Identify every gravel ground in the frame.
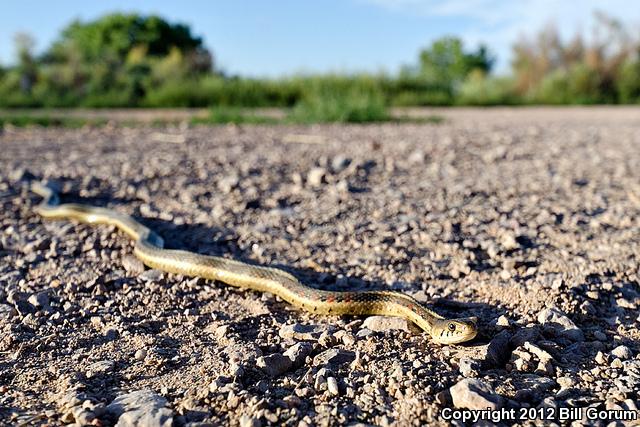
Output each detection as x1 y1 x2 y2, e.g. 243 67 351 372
1 107 640 426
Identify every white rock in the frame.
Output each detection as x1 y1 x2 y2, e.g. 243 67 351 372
106 390 173 427
450 378 504 410
538 307 584 341
611 345 632 360
361 316 410 332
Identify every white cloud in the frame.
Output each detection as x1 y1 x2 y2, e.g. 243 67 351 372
362 0 640 73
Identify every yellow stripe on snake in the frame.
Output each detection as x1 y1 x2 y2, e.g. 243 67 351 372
31 182 478 344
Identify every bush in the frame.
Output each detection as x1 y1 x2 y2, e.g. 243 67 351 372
616 59 640 103
458 71 518 105
289 76 389 123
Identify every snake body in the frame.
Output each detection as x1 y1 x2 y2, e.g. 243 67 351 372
32 183 477 344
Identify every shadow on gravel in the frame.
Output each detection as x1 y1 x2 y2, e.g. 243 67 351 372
140 216 503 349
31 181 502 344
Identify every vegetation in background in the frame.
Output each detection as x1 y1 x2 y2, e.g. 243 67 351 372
0 11 639 118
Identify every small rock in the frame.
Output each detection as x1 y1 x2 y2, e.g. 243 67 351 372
0 304 16 320
611 358 624 369
513 375 557 402
134 349 147 361
139 269 163 282
610 345 632 360
524 342 553 363
27 292 50 309
408 150 426 164
458 358 480 377
86 360 116 378
496 315 510 327
435 390 452 406
538 307 584 341
327 377 339 396
218 175 240 193
283 342 313 366
239 415 261 427
314 372 328 391
313 348 356 366
283 395 301 408
331 155 351 172
450 378 504 410
257 353 293 377
484 330 512 368
557 376 576 389
499 269 512 280
214 325 231 340
122 255 145 275
595 351 607 365
279 323 333 341
307 167 327 187
106 389 174 427
361 316 410 332
230 363 244 377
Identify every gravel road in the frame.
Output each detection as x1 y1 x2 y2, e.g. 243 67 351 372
1 107 639 426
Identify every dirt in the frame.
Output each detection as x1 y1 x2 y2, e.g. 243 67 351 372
1 107 639 426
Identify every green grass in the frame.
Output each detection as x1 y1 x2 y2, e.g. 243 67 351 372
0 115 108 128
0 108 445 128
191 107 279 125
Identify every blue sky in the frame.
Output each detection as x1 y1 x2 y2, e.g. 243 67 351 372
0 0 637 77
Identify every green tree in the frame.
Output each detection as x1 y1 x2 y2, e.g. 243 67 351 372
47 13 211 70
14 33 38 93
419 37 493 85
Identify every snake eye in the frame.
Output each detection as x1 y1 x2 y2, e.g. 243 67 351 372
448 323 456 332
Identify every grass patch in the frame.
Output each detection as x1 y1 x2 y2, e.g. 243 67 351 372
0 115 108 128
191 107 279 125
288 79 390 123
391 114 445 124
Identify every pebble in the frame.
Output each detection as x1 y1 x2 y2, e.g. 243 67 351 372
313 348 356 366
331 155 351 172
122 255 145 275
610 345 632 360
283 395 301 408
86 360 116 378
106 389 174 427
279 323 332 341
513 374 557 402
307 167 327 187
283 342 313 366
256 353 293 377
0 304 16 320
611 358 623 369
484 330 512 368
239 415 261 427
139 269 164 282
557 376 576 389
537 307 584 341
361 315 410 332
496 315 510 327
449 378 504 410
327 376 339 396
27 292 50 309
458 357 480 377
134 349 147 361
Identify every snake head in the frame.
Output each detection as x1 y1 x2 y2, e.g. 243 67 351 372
432 317 478 344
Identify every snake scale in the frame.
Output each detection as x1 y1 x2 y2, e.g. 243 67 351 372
31 182 478 344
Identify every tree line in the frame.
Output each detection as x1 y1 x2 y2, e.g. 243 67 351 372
1 12 639 110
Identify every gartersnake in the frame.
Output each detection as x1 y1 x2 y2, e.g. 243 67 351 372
31 182 478 344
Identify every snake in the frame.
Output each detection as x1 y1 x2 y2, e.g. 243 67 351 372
31 182 478 344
